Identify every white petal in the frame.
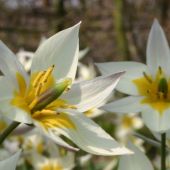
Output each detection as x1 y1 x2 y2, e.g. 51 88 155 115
31 23 80 81
34 121 79 152
62 72 124 112
0 150 21 170
0 77 13 100
101 96 147 114
146 19 170 76
0 99 33 124
118 143 154 170
142 107 170 132
0 41 28 84
96 62 148 95
41 110 132 156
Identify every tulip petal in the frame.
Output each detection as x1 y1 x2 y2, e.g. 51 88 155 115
0 41 28 85
118 143 154 170
147 19 170 76
36 110 132 155
62 72 124 112
101 96 147 114
0 99 33 124
0 150 21 170
0 77 13 100
96 62 148 95
31 23 80 81
142 107 170 132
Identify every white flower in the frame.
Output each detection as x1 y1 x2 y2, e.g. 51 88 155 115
115 113 144 149
0 23 131 155
97 19 170 133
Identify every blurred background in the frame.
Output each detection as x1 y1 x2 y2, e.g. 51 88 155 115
0 0 170 170
0 0 169 64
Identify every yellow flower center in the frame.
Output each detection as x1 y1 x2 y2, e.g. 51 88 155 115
40 161 63 170
11 66 76 129
133 67 170 114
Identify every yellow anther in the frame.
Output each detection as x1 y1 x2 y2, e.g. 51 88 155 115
29 98 38 110
35 83 43 96
40 109 57 115
41 65 55 83
33 71 45 87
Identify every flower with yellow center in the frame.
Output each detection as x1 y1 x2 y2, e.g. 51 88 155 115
0 23 132 155
97 19 170 132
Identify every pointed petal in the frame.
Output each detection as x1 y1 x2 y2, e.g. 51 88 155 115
31 23 80 81
0 150 21 170
101 96 147 114
142 107 170 132
146 19 170 76
118 143 154 170
63 110 132 155
0 41 28 84
37 110 132 155
62 72 124 112
96 62 148 95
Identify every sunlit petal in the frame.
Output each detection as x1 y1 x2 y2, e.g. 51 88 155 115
36 110 132 155
31 22 80 81
96 62 148 95
62 72 124 112
147 19 170 76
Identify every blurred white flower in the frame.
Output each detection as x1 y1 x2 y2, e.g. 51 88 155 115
30 143 75 170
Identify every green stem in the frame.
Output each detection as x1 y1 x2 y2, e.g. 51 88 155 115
161 133 166 170
0 121 20 145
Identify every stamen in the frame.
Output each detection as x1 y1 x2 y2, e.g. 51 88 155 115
33 71 45 87
35 83 43 96
41 65 55 83
40 109 56 115
29 98 38 110
143 72 152 83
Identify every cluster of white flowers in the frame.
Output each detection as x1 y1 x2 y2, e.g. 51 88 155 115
0 19 170 170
